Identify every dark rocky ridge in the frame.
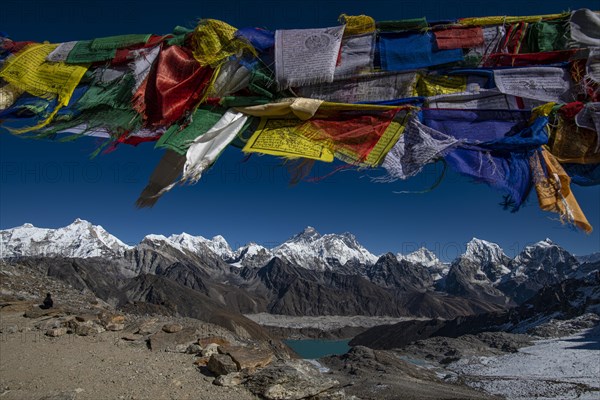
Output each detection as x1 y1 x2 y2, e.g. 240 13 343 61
4 231 597 339
351 268 600 349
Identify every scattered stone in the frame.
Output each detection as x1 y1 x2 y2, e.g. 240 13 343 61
46 328 68 337
75 314 98 323
207 354 238 376
75 324 104 336
198 336 230 347
528 313 600 338
245 359 339 400
148 327 197 352
219 345 274 372
23 307 61 319
193 357 210 366
105 323 125 331
201 343 220 358
99 312 125 327
185 344 202 354
36 318 64 331
0 301 36 313
162 323 183 333
121 334 142 341
214 372 242 387
135 320 159 335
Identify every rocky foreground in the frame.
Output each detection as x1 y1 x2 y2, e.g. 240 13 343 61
0 261 512 400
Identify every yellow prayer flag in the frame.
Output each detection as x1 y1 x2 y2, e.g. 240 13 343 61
0 43 89 133
191 19 255 67
243 117 334 162
0 44 87 107
339 14 376 35
363 118 406 167
415 74 467 97
459 13 568 27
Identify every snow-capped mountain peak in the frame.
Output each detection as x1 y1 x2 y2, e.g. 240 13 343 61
230 242 273 268
273 227 377 270
397 247 441 268
511 239 578 276
457 238 512 283
464 238 509 265
166 232 234 259
0 219 132 259
396 247 449 281
289 226 321 243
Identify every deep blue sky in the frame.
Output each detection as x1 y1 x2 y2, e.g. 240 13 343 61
1 0 599 260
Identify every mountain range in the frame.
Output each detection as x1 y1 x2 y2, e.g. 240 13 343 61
1 219 598 322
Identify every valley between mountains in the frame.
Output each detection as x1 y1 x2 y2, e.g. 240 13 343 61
1 219 598 399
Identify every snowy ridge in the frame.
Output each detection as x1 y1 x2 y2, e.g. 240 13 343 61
0 219 132 259
397 247 448 281
510 239 578 278
1 221 595 281
397 248 442 268
464 238 509 268
167 232 234 260
230 243 273 268
272 227 378 270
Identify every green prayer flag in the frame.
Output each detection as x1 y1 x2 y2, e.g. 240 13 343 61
65 40 117 64
526 19 568 52
155 107 226 155
376 18 428 31
90 34 152 50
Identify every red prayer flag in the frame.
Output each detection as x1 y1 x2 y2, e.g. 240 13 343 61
132 44 213 127
434 27 484 50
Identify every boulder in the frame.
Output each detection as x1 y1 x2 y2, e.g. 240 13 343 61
193 356 210 366
207 354 238 376
185 344 202 354
98 312 125 328
198 336 230 347
105 323 125 331
201 343 220 357
162 323 183 333
121 333 143 341
75 324 104 336
219 345 274 372
148 327 197 352
214 372 243 387
23 307 62 319
245 359 339 400
134 319 159 335
45 327 68 337
75 314 99 323
35 319 62 331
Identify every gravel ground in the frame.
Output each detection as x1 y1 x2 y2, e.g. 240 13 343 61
0 310 259 400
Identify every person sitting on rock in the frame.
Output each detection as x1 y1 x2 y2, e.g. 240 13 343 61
42 293 53 309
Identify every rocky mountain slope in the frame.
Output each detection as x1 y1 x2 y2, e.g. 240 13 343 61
350 262 600 349
1 220 597 320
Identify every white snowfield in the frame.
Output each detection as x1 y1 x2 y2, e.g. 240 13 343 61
449 325 600 400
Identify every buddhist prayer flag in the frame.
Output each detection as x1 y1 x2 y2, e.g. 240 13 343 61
379 31 464 71
275 25 345 88
1 9 599 232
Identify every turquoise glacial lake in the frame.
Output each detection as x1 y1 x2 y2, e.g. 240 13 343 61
284 339 350 359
